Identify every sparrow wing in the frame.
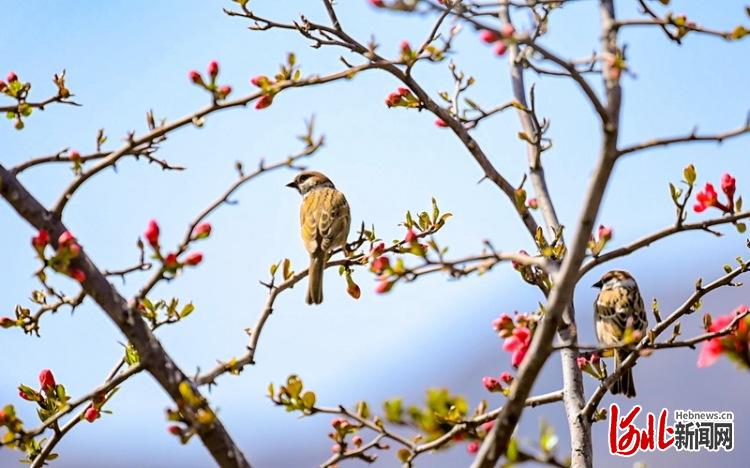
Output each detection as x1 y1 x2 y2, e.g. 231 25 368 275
595 287 647 345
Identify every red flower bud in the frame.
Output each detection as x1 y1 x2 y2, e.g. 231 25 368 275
7 71 18 83
368 0 385 7
352 435 363 447
405 229 418 243
0 80 6 92
331 444 342 454
371 255 391 273
164 253 179 268
397 87 410 96
168 425 183 435
0 317 15 328
58 231 75 247
70 150 81 162
400 40 412 54
590 353 600 365
184 252 203 266
598 225 612 242
188 70 203 85
499 371 513 383
481 421 495 432
69 268 86 283
694 182 720 213
493 41 508 56
435 119 448 127
207 60 219 78
255 94 273 110
193 222 212 239
0 410 6 424
217 85 232 98
479 30 499 44
385 92 402 107
39 369 56 390
145 219 160 247
370 242 385 257
250 75 268 87
526 198 538 209
32 229 50 249
482 376 501 392
19 389 33 400
467 441 479 454
492 314 513 331
721 173 736 200
84 405 100 423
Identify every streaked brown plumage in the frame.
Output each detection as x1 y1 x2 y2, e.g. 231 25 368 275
287 171 350 305
593 270 648 398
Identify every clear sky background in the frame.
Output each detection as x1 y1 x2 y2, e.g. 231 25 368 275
2 1 749 467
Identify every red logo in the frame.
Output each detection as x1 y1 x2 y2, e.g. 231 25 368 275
608 403 675 456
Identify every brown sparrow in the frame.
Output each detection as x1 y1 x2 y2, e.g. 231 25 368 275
593 270 648 398
287 171 351 305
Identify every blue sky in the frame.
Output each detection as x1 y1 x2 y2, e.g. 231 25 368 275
2 1 749 467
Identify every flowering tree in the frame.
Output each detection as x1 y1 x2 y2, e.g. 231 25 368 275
1 1 750 467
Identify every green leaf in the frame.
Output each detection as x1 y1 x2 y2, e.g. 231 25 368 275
736 222 747 234
683 164 696 185
301 391 316 409
179 303 195 319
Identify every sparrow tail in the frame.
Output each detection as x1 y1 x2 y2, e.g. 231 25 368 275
610 349 636 398
306 251 325 305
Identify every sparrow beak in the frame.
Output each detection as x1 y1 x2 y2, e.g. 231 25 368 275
592 280 603 289
285 180 297 189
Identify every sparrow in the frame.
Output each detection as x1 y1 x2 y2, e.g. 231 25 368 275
593 270 648 398
286 171 351 305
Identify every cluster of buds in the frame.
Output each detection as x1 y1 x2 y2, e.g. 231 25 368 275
329 417 362 453
463 421 494 453
493 312 536 368
144 220 207 275
481 371 514 394
32 229 87 282
188 60 232 101
1 71 36 130
385 87 420 108
576 352 605 379
166 381 217 445
250 75 275 109
18 369 71 423
398 39 444 64
588 225 613 256
371 242 397 295
697 305 750 368
694 173 738 214
478 24 516 56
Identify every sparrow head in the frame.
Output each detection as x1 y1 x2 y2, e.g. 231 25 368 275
286 170 335 195
592 270 636 290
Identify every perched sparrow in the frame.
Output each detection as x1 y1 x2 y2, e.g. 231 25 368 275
593 270 648 398
287 171 351 305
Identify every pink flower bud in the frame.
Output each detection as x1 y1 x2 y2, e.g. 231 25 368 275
493 41 508 56
352 435 363 447
492 314 513 331
70 150 81 162
501 24 516 39
250 75 268 87
499 372 513 383
405 229 417 243
0 80 6 92
39 369 56 390
58 231 75 247
397 87 410 96
84 405 100 423
184 252 203 266
7 71 18 83
375 279 393 294
193 222 212 239
467 441 479 454
435 119 448 127
369 0 385 7
371 255 391 273
598 225 612 242
526 198 538 209
145 219 160 247
331 443 342 453
576 355 588 370
255 94 273 110
481 421 495 432
370 242 385 257
590 353 600 365
207 60 219 78
400 40 412 54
